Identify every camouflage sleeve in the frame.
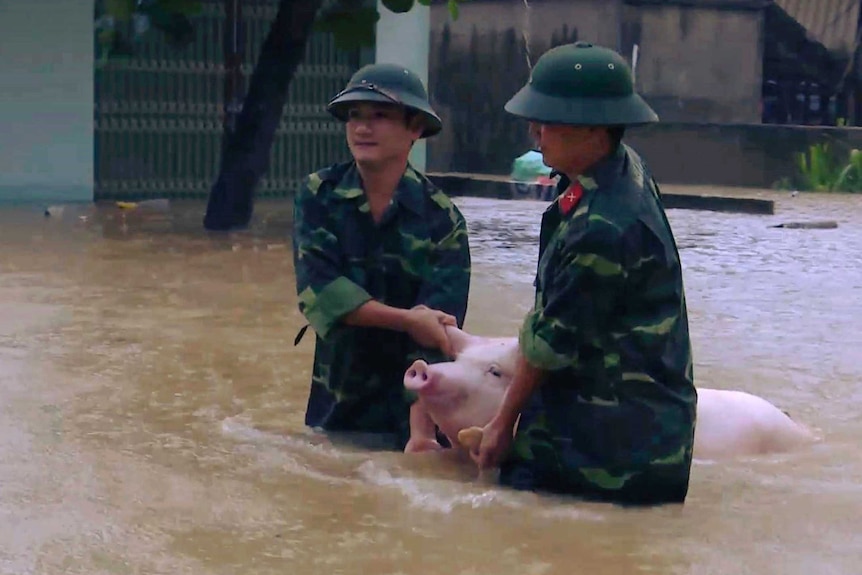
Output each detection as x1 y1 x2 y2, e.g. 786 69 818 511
292 174 372 339
519 218 627 371
415 195 471 328
407 195 471 367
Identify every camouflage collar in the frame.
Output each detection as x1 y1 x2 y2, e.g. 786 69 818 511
553 143 627 194
578 143 626 191
333 162 426 215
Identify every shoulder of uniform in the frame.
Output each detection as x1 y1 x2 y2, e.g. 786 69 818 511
407 167 460 213
577 180 630 237
304 161 352 196
621 143 654 189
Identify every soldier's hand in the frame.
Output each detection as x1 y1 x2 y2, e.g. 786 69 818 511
404 305 457 356
470 414 515 470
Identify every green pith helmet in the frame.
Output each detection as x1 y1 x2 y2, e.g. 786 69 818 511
327 63 443 138
505 41 658 126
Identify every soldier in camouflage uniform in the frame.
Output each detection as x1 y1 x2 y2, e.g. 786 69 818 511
471 42 697 505
292 63 472 451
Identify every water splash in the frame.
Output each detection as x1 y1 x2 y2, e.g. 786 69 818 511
356 459 519 513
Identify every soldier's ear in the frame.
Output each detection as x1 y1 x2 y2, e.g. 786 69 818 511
405 111 425 139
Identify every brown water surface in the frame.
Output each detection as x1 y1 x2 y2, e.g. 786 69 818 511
1 190 860 574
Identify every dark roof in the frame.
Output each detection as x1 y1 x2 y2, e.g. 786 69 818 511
623 0 770 9
773 0 859 54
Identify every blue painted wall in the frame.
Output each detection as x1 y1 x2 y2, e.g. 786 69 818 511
0 0 94 203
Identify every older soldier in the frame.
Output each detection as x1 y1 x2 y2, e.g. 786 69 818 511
292 63 471 452
471 42 697 505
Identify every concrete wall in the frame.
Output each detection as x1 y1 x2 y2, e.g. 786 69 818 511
424 0 767 175
430 0 622 53
0 0 94 203
626 123 862 189
427 0 621 175
621 5 763 123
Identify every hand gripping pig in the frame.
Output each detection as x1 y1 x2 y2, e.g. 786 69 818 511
403 326 817 461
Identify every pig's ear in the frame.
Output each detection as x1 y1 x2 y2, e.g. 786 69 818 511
445 325 475 356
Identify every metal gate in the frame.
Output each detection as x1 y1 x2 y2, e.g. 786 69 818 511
94 0 363 201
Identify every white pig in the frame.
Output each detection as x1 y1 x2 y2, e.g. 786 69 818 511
403 326 818 461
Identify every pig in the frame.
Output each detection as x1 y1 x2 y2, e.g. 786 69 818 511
403 326 818 461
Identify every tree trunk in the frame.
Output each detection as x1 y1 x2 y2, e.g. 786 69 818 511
222 0 244 135
204 0 324 231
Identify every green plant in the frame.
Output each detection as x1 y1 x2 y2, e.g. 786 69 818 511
796 142 841 192
833 148 862 192
95 0 202 67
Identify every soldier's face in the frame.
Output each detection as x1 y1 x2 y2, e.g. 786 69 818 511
345 103 423 167
529 122 605 174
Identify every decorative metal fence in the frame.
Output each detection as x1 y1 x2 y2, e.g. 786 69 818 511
94 0 362 201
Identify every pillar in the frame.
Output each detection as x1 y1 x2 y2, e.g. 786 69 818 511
374 0 431 171
0 0 94 203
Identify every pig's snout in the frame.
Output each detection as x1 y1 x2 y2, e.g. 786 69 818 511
404 359 433 392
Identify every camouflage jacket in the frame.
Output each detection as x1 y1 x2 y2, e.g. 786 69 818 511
292 161 471 449
505 144 697 504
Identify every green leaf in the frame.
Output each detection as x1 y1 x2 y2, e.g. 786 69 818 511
447 0 460 20
416 0 432 5
382 0 415 13
104 0 136 21
141 3 196 48
314 6 380 51
97 28 115 46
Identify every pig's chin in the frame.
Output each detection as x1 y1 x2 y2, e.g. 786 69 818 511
434 407 496 447
417 386 467 407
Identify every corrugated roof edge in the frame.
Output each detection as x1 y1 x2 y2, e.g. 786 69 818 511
624 0 771 10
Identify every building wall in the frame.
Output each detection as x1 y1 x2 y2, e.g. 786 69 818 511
0 0 94 203
621 4 763 123
627 122 862 189
427 0 622 175
430 0 622 52
424 0 765 174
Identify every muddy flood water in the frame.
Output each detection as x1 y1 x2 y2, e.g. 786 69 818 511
1 188 860 574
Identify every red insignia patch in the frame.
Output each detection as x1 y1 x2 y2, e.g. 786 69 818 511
559 181 584 215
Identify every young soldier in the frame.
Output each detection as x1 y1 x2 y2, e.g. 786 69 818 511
292 63 472 451
471 43 697 505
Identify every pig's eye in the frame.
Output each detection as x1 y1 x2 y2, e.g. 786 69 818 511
487 365 502 378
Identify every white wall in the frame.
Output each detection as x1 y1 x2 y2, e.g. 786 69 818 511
0 0 94 202
375 0 430 172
